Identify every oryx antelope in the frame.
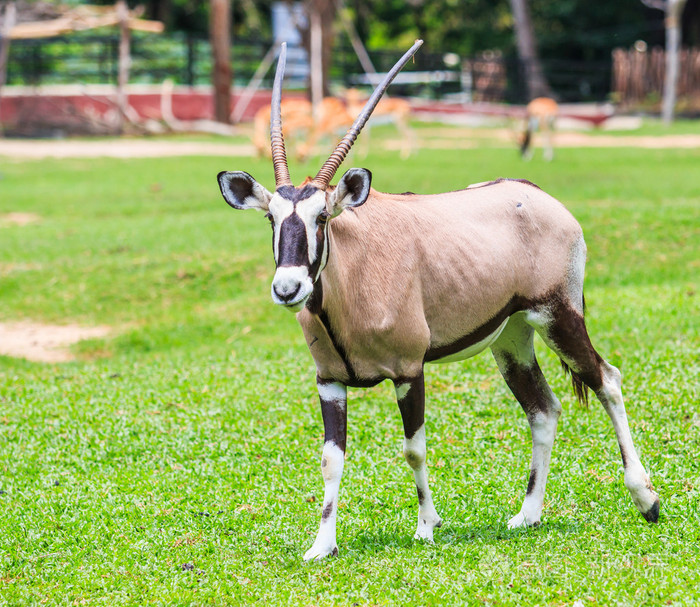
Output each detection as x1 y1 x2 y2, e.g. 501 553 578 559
217 41 660 561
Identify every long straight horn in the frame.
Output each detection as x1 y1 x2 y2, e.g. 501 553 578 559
311 39 423 189
271 42 292 188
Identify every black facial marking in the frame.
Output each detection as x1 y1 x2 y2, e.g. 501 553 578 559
526 469 537 495
277 213 309 268
276 184 320 203
308 221 328 280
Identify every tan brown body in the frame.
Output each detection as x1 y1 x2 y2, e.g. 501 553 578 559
298 178 581 384
521 97 558 161
345 90 413 159
252 98 314 157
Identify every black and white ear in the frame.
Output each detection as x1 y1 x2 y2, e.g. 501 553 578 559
217 171 272 211
328 168 372 217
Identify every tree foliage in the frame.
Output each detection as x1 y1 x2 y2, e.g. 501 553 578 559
112 0 698 60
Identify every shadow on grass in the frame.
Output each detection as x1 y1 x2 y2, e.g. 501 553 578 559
344 516 583 557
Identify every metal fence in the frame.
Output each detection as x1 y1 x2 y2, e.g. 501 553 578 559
6 33 614 104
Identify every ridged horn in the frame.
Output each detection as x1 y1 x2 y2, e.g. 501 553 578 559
271 42 292 188
311 39 423 189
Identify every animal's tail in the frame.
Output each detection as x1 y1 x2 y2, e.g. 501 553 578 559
560 360 589 406
560 292 589 406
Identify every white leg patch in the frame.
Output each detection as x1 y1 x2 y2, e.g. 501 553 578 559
317 381 347 405
597 362 659 519
508 409 560 529
403 424 442 541
304 441 344 561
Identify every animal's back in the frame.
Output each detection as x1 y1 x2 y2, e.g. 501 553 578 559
329 178 584 350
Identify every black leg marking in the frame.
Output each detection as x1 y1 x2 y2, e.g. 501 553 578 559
317 377 347 451
491 315 561 528
394 373 443 539
321 500 334 522
526 469 537 495
498 353 552 416
544 302 604 393
396 373 425 439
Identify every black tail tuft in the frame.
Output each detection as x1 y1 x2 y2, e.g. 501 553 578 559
560 360 589 406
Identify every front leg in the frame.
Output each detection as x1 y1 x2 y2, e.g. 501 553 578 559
303 378 347 561
394 372 442 542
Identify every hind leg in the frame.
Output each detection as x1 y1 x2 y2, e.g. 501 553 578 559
491 313 562 528
526 301 660 522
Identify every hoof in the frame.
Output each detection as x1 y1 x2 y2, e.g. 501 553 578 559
303 543 338 561
414 514 442 542
641 498 660 523
507 511 540 530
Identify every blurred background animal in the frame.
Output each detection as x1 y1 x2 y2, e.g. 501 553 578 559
520 97 558 161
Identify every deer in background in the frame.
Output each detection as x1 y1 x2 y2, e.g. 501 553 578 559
218 42 659 561
252 98 314 158
520 97 558 161
253 90 414 161
343 88 414 159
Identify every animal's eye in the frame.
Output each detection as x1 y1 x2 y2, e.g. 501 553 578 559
265 212 274 224
317 212 330 225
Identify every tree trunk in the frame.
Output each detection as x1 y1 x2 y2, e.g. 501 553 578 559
662 0 687 124
209 0 231 124
508 0 552 100
116 0 130 134
301 0 336 98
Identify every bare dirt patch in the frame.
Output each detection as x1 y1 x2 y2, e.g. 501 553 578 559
0 212 41 227
0 322 110 362
0 139 254 159
0 130 699 161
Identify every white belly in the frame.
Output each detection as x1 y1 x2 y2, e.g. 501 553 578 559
427 318 509 364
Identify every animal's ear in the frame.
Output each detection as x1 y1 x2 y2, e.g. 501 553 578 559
217 171 272 211
328 168 372 217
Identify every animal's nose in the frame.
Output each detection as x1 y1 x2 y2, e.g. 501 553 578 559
273 281 301 303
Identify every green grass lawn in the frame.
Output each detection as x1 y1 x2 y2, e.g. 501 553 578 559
0 137 698 606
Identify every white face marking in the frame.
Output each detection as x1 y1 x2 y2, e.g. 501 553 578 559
294 191 328 264
268 195 294 262
317 381 347 405
270 265 313 311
